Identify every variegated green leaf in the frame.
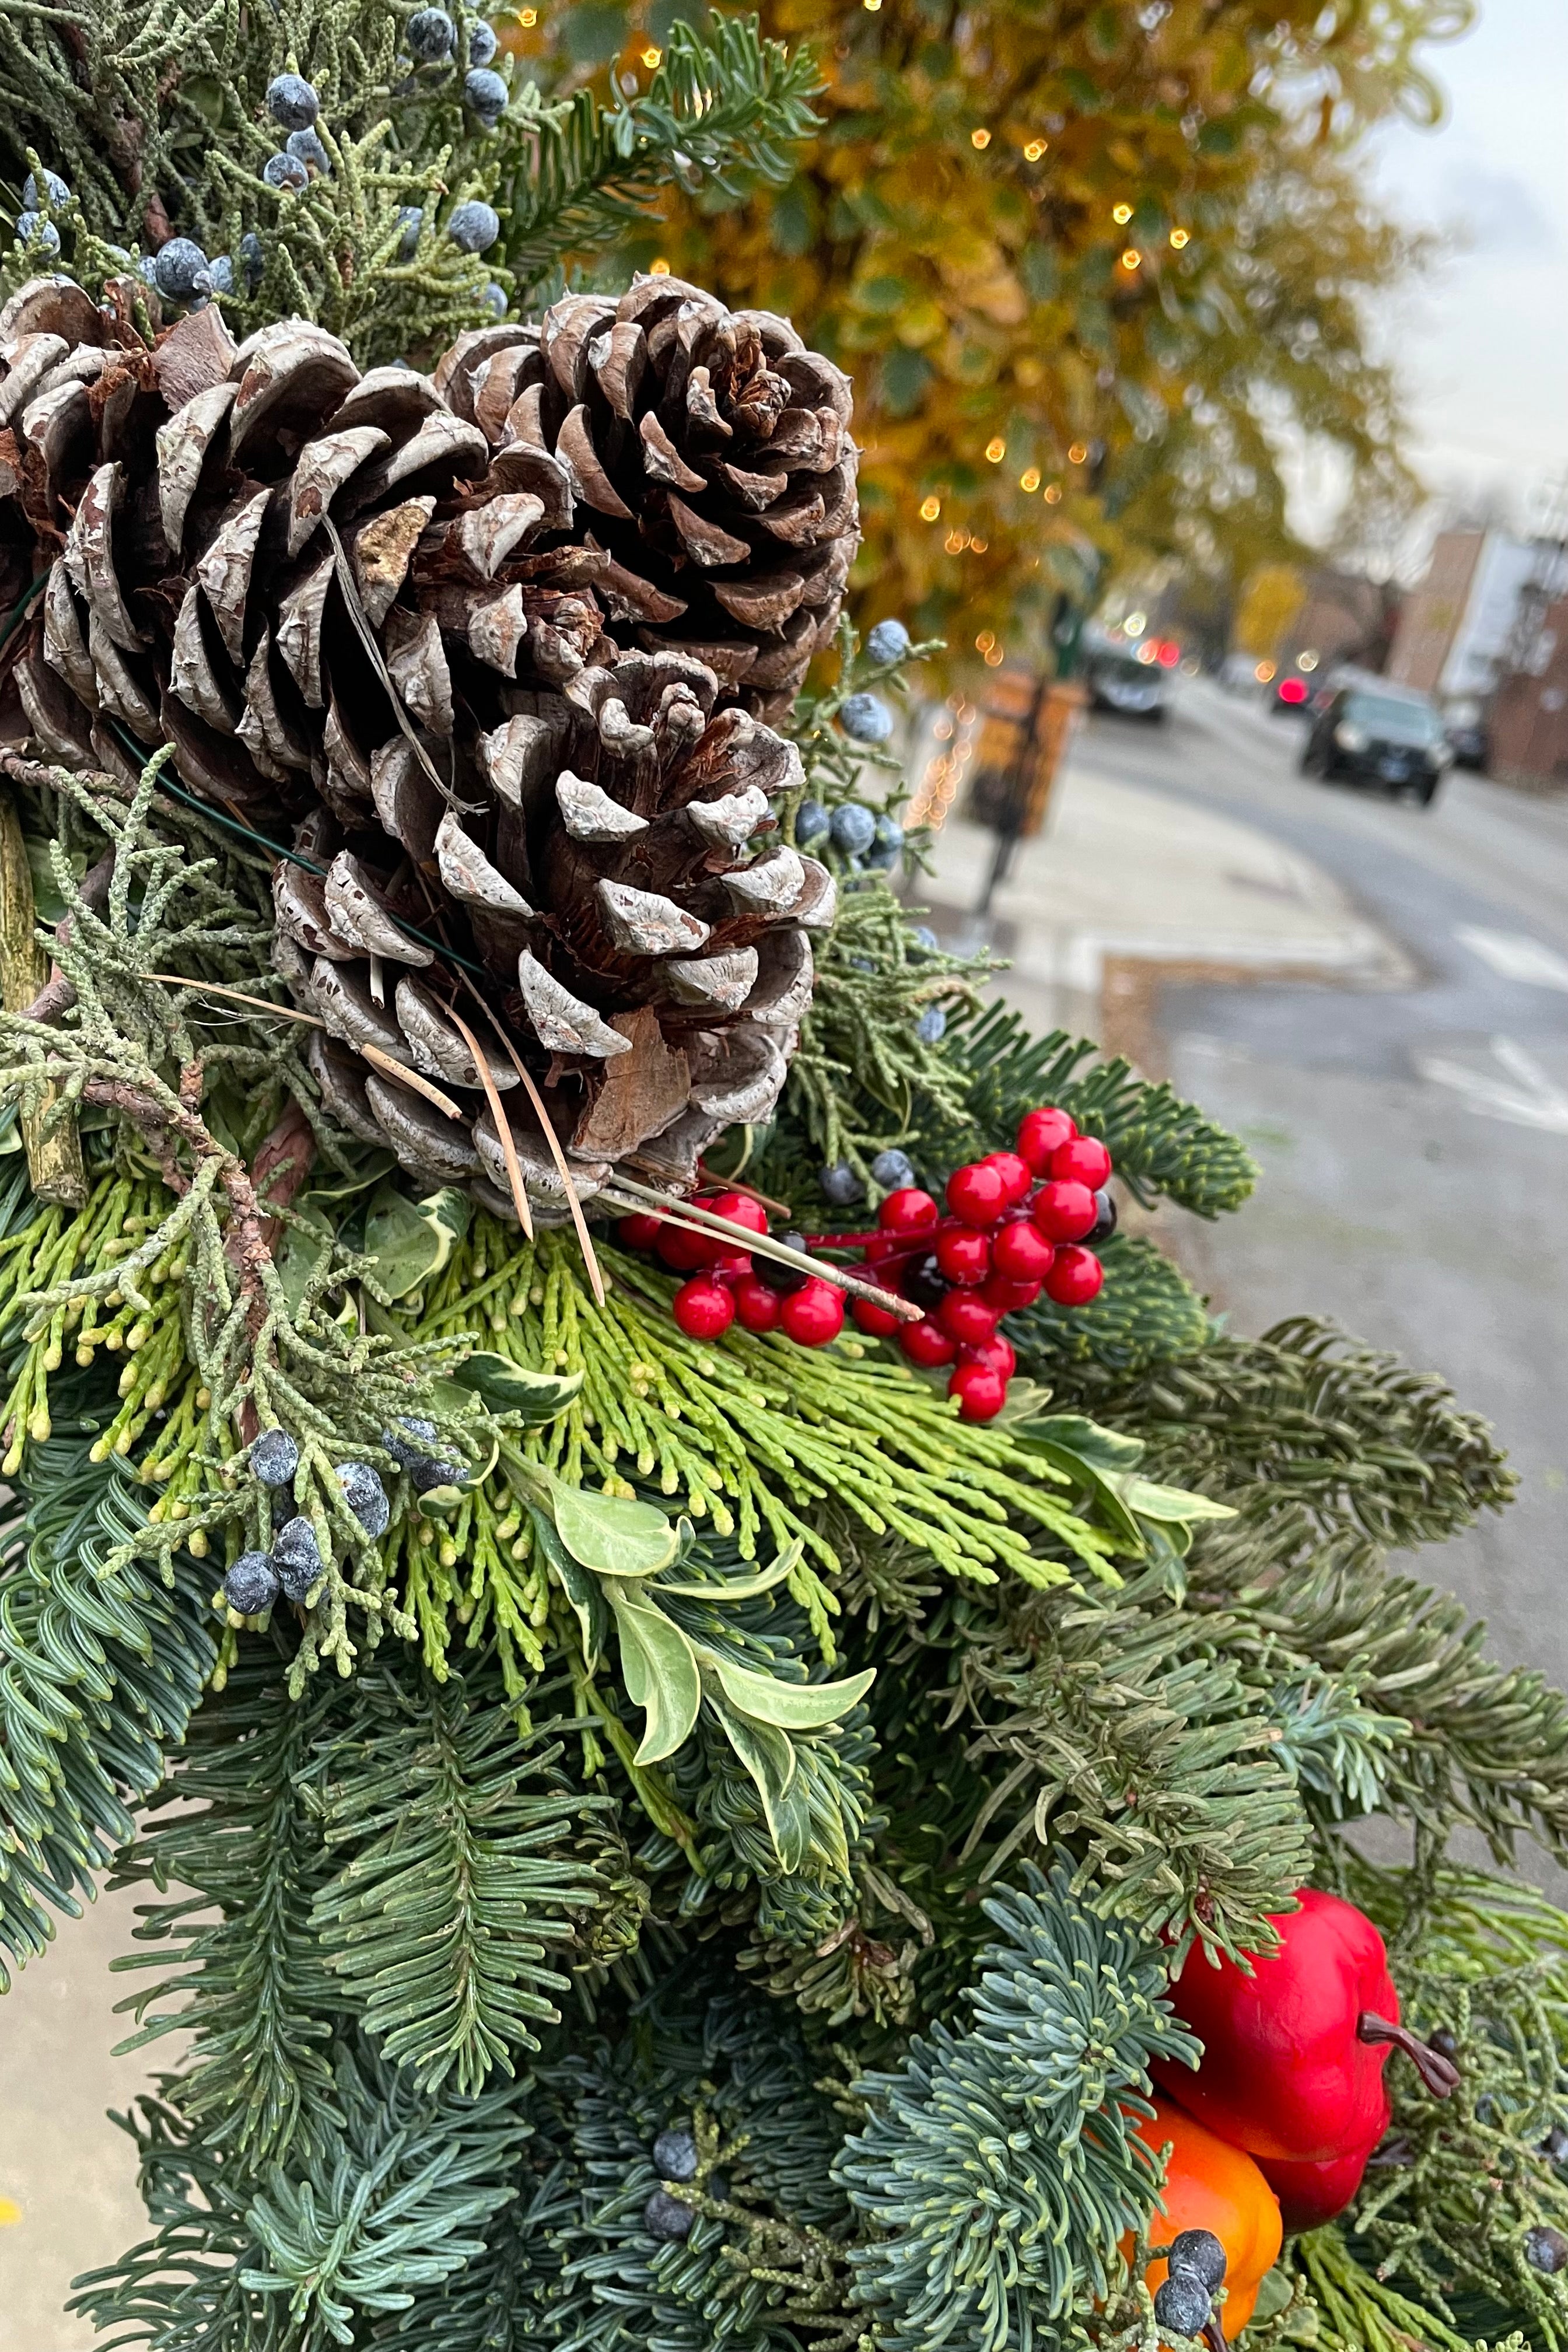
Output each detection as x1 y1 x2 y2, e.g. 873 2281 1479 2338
705 1652 874 1730
607 1587 702 1765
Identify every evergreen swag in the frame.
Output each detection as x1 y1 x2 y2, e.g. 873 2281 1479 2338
0 9 1562 2352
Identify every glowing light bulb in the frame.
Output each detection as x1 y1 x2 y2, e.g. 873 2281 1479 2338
1024 139 1047 160
971 536 988 552
975 631 996 653
1112 202 1133 225
641 43 661 65
1121 247 1142 271
1020 467 1041 492
921 495 942 522
650 257 670 276
985 437 1006 463
971 128 991 149
1170 227 1189 248
1044 483 1062 503
518 5 537 20
1068 443 1088 465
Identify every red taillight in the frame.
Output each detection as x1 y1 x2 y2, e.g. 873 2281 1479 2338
1155 640 1180 668
1278 677 1308 705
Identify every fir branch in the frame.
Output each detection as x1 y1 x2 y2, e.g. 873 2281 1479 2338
834 1867 1197 2349
502 19 821 293
105 1647 348 2169
0 1431 213 1985
310 1664 611 2095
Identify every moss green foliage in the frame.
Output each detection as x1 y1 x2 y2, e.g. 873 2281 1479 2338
0 5 818 363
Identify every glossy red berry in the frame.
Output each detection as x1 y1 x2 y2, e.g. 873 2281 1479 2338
705 1188 769 1237
900 1316 958 1368
979 1272 1042 1315
733 1276 782 1333
1043 1246 1104 1306
949 1362 1008 1421
960 1334 1016 1378
1051 1136 1113 1190
946 1161 1009 1228
982 1150 1034 1206
780 1279 846 1346
1031 1180 1098 1242
617 1212 664 1251
877 1186 940 1237
1016 1105 1077 1172
852 1295 904 1338
935 1225 992 1286
672 1278 736 1339
708 1248 753 1280
992 1219 1054 1282
936 1288 1000 1347
657 1221 712 1272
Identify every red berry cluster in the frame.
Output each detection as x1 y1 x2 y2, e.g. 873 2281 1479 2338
615 1191 848 1348
843 1106 1114 1422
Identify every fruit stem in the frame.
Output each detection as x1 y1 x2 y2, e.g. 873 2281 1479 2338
1201 2319 1228 2352
1356 2011 1461 2098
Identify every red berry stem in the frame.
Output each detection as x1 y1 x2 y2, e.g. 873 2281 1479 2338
1202 2316 1229 2352
1355 2011 1461 2099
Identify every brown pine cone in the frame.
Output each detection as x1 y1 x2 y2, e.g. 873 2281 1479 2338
0 274 844 1216
436 275 860 717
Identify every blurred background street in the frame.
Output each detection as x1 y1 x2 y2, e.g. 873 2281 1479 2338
921 677 1568 1706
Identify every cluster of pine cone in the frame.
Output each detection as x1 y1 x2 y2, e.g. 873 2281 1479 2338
0 266 861 1216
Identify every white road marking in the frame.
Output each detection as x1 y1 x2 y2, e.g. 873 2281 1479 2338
1415 1034 1568 1133
1457 926 1568 992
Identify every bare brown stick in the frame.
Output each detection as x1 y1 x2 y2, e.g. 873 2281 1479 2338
444 1000 534 1244
0 785 85 1203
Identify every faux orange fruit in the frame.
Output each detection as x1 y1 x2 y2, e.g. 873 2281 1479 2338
1132 2096 1283 2342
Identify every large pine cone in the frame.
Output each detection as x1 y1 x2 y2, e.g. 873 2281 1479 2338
0 273 849 1217
436 275 860 715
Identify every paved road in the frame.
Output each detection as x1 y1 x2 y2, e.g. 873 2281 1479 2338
1074 679 1568 1791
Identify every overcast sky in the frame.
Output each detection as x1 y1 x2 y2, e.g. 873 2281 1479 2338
1360 0 1568 540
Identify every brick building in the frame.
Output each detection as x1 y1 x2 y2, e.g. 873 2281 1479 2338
1489 593 1568 790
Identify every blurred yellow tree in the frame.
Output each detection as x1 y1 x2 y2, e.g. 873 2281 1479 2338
516 0 1464 659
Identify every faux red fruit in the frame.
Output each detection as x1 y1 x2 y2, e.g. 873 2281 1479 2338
992 1219 1054 1282
936 1289 1000 1348
852 1295 903 1338
949 1362 1007 1421
780 1280 845 1346
878 1186 940 1237
1016 1106 1076 1171
1257 2142 1376 2235
935 1226 992 1285
733 1277 782 1334
947 1160 1009 1227
1153 1887 1460 2165
1042 1247 1104 1307
672 1278 735 1339
981 1150 1034 1205
900 1317 957 1367
1051 1135 1113 1189
1031 1180 1098 1242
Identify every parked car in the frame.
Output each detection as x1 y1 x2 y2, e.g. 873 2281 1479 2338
1083 634 1171 720
1443 698 1490 772
1298 673 1451 804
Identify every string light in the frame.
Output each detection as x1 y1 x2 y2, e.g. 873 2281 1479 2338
1020 467 1041 492
1170 227 1189 248
1044 483 1062 503
971 536 988 552
518 5 537 20
1024 138 1048 160
1112 202 1133 225
1068 443 1088 465
975 631 996 653
945 528 966 553
921 494 942 521
863 0 881 10
985 437 1006 463
640 43 661 65
650 257 671 276
971 127 991 148
1121 248 1142 271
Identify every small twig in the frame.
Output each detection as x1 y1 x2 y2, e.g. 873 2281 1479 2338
602 1178 922 1321
0 785 85 1203
444 999 534 1243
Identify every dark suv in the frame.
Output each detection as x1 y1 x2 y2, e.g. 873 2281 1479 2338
1298 674 1451 806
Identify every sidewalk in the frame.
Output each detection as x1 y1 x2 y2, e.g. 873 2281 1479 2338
918 751 1401 1046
